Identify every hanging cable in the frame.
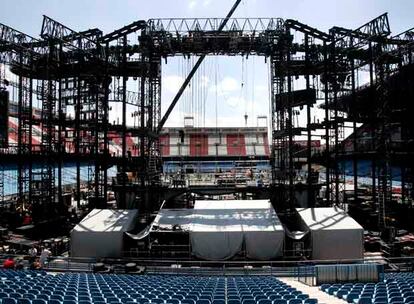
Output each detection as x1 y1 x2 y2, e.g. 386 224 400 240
191 56 194 121
198 57 201 127
251 56 255 127
215 58 218 129
202 59 205 127
241 56 247 126
202 58 207 127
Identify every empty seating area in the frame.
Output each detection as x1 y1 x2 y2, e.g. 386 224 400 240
320 272 414 304
0 270 317 304
226 277 316 304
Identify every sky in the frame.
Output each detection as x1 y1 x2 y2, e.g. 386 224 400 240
1 0 414 128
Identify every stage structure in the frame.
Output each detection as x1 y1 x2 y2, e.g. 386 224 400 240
131 200 284 260
0 4 413 227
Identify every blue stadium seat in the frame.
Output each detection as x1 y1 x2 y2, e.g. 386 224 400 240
335 289 350 298
254 295 266 302
304 299 318 304
388 292 401 298
288 300 302 304
319 284 331 292
36 295 49 301
273 300 288 304
0 292 9 299
50 295 63 301
389 297 404 303
269 294 283 301
296 294 309 300
355 297 372 304
173 295 184 301
373 299 387 304
327 286 340 295
22 294 36 300
345 292 361 303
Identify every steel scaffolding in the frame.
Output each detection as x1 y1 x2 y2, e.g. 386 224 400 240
0 12 412 226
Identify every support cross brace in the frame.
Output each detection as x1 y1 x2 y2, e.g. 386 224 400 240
99 21 146 43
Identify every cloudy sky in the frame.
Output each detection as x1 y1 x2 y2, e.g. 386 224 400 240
2 0 414 128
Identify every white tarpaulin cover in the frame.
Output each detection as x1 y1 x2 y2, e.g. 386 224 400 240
297 207 364 260
152 209 194 232
71 209 137 258
151 200 284 260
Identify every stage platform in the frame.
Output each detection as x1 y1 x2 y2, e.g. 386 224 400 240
69 203 364 262
151 200 284 260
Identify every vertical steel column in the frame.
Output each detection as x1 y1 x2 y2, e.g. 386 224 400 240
369 42 377 205
286 30 294 209
46 42 56 208
350 38 358 206
17 51 24 199
328 38 341 206
332 43 340 206
122 35 127 161
120 35 128 206
103 43 110 201
323 41 330 202
76 77 81 208
94 80 100 201
270 55 277 186
304 33 313 206
57 43 63 206
28 73 33 204
376 41 392 230
140 54 146 188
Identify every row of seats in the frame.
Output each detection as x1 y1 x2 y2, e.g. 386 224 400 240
384 272 414 281
320 272 414 304
0 271 317 304
0 270 46 279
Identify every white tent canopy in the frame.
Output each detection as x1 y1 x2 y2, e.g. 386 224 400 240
71 209 138 258
297 207 364 260
151 200 284 260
